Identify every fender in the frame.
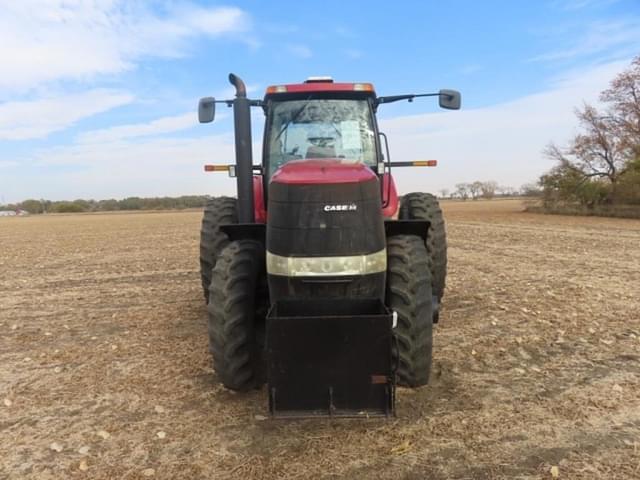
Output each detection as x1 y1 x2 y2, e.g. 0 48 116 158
384 219 430 241
253 175 267 223
220 223 266 243
381 173 399 218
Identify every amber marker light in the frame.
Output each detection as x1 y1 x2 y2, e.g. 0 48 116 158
204 165 230 172
412 160 438 167
353 83 374 91
266 85 287 94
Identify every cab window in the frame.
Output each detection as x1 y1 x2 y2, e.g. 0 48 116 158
265 99 377 176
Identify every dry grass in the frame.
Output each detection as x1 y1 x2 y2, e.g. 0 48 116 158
1 199 640 479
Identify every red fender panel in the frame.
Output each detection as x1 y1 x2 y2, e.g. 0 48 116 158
382 173 398 218
253 175 267 223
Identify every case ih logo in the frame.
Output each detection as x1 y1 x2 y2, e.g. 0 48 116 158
323 204 358 212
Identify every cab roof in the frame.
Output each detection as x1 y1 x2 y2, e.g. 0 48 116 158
264 77 376 100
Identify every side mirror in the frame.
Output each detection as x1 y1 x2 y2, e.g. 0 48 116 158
439 89 461 110
198 97 216 123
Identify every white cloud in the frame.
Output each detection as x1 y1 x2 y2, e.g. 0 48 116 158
378 59 632 193
0 160 19 169
0 136 223 200
36 134 233 168
2 59 632 201
4 133 239 200
529 19 640 63
76 112 197 144
286 44 312 59
0 89 133 140
1 111 267 200
0 1 250 92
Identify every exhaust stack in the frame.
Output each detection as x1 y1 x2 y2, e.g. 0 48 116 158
229 73 255 224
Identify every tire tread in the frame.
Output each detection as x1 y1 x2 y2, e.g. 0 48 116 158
386 235 434 387
200 197 237 300
400 192 447 300
207 239 264 391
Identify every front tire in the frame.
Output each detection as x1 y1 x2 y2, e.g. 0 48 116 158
386 235 434 387
207 240 265 391
200 197 237 301
400 192 447 301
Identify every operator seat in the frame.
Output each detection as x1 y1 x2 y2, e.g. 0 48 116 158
306 145 336 158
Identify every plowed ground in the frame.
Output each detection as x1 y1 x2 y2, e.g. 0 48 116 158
1 199 639 479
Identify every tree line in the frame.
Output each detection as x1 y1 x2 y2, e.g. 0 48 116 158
439 182 539 200
537 56 640 215
1 196 212 214
5 183 538 214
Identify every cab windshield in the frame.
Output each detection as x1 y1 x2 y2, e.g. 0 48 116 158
265 99 377 176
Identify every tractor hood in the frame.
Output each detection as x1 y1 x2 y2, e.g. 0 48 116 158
270 159 377 185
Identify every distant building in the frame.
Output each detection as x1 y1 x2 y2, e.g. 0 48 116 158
0 210 27 217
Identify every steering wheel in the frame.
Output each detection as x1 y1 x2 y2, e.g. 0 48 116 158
307 136 335 147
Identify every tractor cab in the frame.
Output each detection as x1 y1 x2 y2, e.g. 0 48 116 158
262 78 380 179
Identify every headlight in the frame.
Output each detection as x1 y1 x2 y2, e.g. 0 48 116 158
266 249 386 277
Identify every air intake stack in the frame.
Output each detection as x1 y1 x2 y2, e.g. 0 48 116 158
228 73 255 224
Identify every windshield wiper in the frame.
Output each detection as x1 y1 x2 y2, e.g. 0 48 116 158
274 97 313 141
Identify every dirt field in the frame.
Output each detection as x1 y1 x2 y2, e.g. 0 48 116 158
1 199 639 479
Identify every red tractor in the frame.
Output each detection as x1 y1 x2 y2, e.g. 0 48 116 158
198 74 460 417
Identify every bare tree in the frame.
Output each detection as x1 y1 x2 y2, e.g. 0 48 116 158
469 181 483 200
520 183 541 197
439 188 449 199
574 105 626 184
545 106 625 189
601 56 640 159
455 183 469 200
480 181 498 199
496 185 517 197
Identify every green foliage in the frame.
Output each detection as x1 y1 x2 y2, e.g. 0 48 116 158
9 195 213 214
119 197 143 210
19 199 45 214
50 201 86 213
616 157 640 205
539 162 608 207
98 199 120 211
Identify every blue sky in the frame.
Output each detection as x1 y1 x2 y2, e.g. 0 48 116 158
1 0 639 202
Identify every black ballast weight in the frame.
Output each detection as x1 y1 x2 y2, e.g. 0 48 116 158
266 299 395 418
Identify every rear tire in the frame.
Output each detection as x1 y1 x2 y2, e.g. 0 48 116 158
400 192 447 301
207 240 265 391
200 197 237 301
386 235 434 387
